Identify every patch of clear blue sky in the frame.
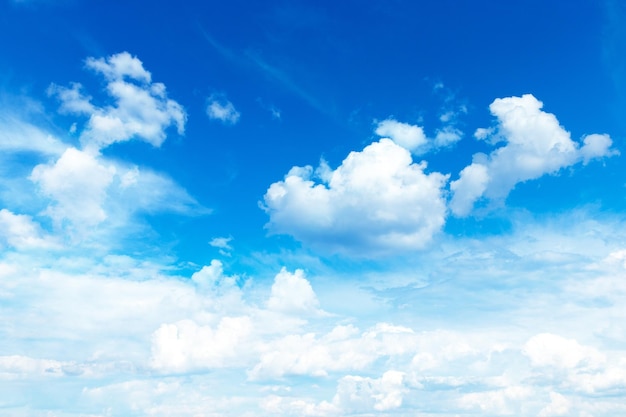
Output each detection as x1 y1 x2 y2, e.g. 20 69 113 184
0 0 622 268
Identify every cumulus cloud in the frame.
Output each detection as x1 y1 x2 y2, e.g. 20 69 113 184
262 139 449 256
375 118 462 154
49 52 186 151
150 317 253 373
249 323 418 380
522 333 605 370
459 386 534 415
29 147 199 236
206 96 240 124
334 370 408 412
30 147 116 228
538 392 571 417
0 209 57 249
267 268 320 315
450 94 617 216
374 119 427 153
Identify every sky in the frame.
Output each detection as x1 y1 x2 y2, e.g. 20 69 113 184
1 0 626 416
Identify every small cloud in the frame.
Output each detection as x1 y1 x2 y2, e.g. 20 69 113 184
375 119 428 153
256 98 281 120
269 106 281 119
209 236 233 256
206 96 240 125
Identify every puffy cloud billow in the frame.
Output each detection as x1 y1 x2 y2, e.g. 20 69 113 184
262 138 449 256
48 52 186 151
450 94 617 216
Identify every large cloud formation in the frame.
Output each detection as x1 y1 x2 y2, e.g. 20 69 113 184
450 94 616 216
262 138 449 256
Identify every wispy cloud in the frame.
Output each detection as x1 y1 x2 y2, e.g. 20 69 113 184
197 24 331 117
206 96 240 124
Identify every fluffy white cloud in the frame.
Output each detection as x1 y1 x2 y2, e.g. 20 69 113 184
150 317 253 373
49 52 186 151
207 97 240 124
450 94 617 216
375 118 462 154
262 139 449 256
29 147 198 237
30 147 116 228
249 323 418 380
538 392 571 417
267 268 320 315
0 209 57 249
522 333 605 370
85 52 152 83
459 386 534 415
375 119 427 153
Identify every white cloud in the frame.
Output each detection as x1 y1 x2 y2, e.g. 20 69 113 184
207 97 241 124
0 209 57 250
0 355 64 377
209 236 234 255
85 51 152 83
334 370 408 412
522 333 605 370
434 125 463 147
262 139 449 256
375 118 462 154
49 52 186 151
538 392 571 417
450 94 617 216
458 386 534 415
46 82 95 115
150 317 253 373
0 113 66 156
267 268 320 315
209 236 233 250
375 119 428 153
30 147 116 229
249 323 418 380
29 147 199 239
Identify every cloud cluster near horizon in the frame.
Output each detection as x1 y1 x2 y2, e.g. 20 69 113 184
4 226 626 416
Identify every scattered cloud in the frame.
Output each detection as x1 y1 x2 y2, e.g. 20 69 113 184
206 96 241 124
0 209 58 250
375 117 462 154
48 52 187 151
450 94 617 216
209 236 234 255
262 139 449 256
374 119 428 153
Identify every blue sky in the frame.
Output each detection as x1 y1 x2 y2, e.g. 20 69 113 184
2 0 626 416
